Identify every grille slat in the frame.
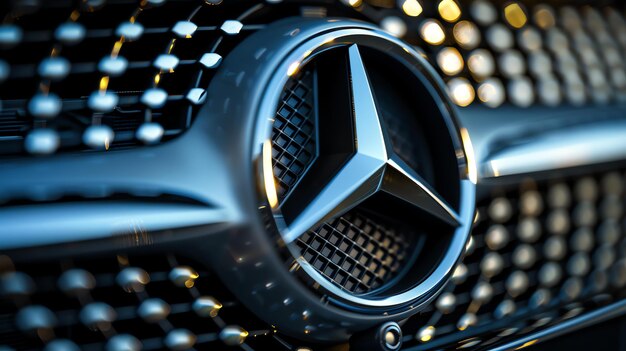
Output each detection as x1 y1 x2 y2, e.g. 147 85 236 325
402 169 626 350
0 254 295 351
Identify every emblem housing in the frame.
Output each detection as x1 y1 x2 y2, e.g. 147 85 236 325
203 18 476 341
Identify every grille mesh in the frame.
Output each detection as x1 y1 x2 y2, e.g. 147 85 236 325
0 0 275 156
0 254 297 351
400 168 626 350
271 68 317 201
297 211 412 293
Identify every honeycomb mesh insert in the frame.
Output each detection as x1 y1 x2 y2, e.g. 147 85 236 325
271 68 317 201
296 211 412 293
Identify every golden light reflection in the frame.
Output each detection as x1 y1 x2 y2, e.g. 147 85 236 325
402 0 423 17
448 78 475 107
490 160 501 177
348 0 363 7
437 47 464 76
183 271 199 288
460 128 477 184
478 83 496 102
420 19 446 45
419 326 436 342
99 76 110 92
504 3 527 29
453 21 480 49
438 0 461 23
112 40 124 57
478 79 505 108
515 339 539 349
534 6 555 29
467 49 494 77
287 61 301 76
263 140 279 208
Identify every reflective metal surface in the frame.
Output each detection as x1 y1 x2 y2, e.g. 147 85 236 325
2 0 626 350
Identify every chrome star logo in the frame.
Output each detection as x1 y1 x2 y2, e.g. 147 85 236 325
269 44 461 243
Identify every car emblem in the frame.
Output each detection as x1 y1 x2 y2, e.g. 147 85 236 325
275 44 461 244
203 18 476 340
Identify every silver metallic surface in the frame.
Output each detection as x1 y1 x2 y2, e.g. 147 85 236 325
154 54 180 71
219 326 248 346
116 22 144 41
168 266 198 287
24 128 60 155
136 122 165 145
55 22 86 45
220 20 243 35
0 24 23 46
0 272 35 296
80 302 117 330
538 262 562 287
165 329 196 350
480 252 503 278
137 298 171 323
186 88 207 105
28 93 62 119
249 22 475 313
172 21 197 38
505 271 529 297
83 125 115 150
87 91 119 112
485 224 509 250
141 88 168 109
494 299 516 319
57 269 96 295
460 105 626 179
193 296 222 317
15 305 57 331
435 292 456 314
117 267 150 292
38 57 71 81
199 53 222 69
106 334 142 351
99 56 129 76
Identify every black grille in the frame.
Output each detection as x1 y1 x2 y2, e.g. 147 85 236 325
297 211 413 293
400 169 626 350
0 254 299 351
0 0 301 156
271 68 317 201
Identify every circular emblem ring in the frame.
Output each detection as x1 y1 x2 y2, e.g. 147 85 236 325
253 20 476 311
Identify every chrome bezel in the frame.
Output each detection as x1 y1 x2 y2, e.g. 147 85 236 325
252 22 476 311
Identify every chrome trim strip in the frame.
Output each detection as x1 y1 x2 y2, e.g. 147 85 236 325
489 299 626 351
458 105 626 179
483 118 626 178
0 201 232 250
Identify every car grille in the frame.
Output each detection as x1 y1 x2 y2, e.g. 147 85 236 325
0 0 290 156
399 168 626 349
3 0 626 349
0 254 297 351
395 1 626 108
297 211 413 293
271 68 317 202
3 0 626 156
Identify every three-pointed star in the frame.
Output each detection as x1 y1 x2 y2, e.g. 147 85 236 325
280 44 461 243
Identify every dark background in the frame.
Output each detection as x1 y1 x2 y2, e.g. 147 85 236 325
530 317 626 351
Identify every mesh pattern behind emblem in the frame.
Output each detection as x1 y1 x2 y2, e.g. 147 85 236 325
271 69 317 201
296 212 412 293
